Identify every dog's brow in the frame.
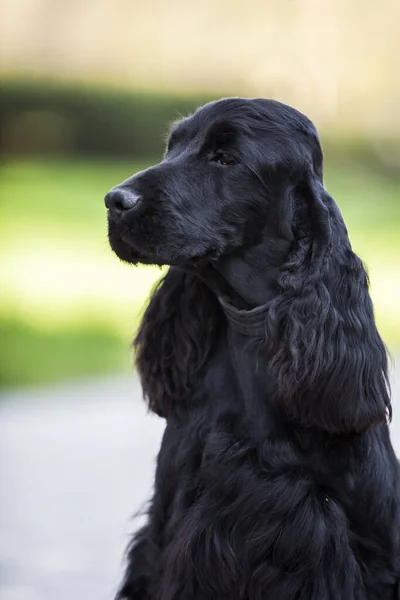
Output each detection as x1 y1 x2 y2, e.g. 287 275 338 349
203 122 237 148
168 125 188 149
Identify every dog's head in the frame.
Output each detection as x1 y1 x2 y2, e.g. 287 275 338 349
105 98 322 266
106 98 390 434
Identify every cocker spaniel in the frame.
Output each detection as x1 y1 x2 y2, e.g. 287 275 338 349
105 98 400 600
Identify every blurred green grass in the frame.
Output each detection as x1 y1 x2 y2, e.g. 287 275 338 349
0 158 399 387
0 318 131 386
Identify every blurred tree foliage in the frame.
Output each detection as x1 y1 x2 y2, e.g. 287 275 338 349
0 80 212 159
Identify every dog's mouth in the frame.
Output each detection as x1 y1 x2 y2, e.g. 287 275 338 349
107 196 230 268
107 217 151 264
108 217 223 268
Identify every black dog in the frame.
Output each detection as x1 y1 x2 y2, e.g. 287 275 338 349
105 98 400 599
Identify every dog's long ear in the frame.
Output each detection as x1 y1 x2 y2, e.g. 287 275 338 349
266 178 390 434
134 267 222 418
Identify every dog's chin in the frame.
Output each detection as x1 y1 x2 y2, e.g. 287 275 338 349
106 229 149 265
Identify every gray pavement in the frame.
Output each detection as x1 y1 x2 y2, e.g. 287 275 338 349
1 363 400 600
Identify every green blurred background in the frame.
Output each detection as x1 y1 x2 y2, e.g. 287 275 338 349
0 0 399 388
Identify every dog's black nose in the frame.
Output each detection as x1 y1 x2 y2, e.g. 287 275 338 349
104 188 141 215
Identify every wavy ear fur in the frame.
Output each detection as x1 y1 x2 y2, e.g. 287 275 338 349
266 178 391 434
134 267 221 418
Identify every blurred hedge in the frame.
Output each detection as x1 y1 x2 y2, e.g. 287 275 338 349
0 80 213 159
0 79 399 169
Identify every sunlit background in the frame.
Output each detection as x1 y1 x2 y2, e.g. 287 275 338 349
1 1 399 598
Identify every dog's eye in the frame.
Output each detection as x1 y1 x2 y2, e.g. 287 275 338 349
213 153 237 166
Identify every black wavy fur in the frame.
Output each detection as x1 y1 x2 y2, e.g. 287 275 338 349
105 98 400 599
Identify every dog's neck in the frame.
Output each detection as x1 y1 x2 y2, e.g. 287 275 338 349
195 236 292 311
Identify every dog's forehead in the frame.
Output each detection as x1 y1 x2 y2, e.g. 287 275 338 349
168 118 228 150
167 99 321 171
170 103 250 146
172 98 317 141
200 98 308 126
